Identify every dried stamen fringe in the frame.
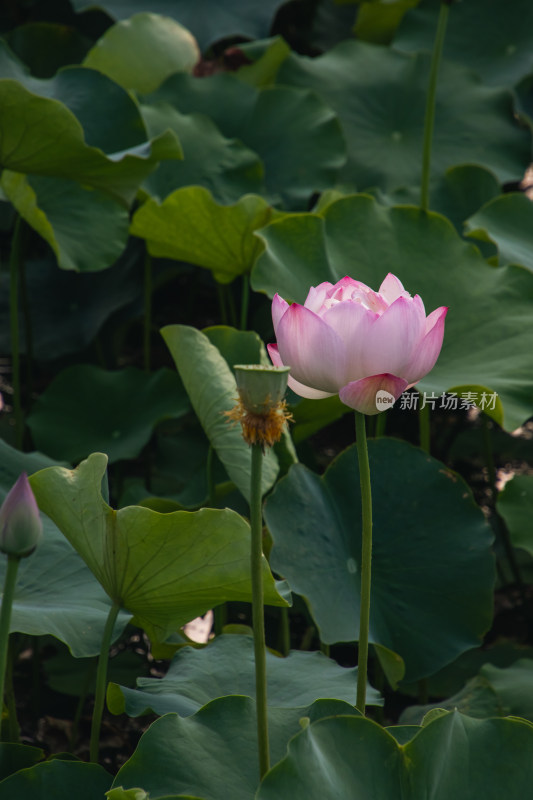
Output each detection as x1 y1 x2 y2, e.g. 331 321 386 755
225 398 293 450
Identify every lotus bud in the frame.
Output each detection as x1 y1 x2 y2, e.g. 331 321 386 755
226 365 292 449
0 473 42 558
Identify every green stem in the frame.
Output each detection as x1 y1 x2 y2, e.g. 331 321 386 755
89 601 120 763
418 399 430 452
250 443 270 778
69 657 97 752
374 412 387 438
481 415 524 592
355 412 372 715
240 274 250 331
143 249 152 372
420 1 450 211
4 638 20 742
9 217 23 449
0 555 20 733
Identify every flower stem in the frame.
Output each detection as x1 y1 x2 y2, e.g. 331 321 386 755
481 414 524 593
355 412 372 715
9 216 24 449
89 600 120 763
420 1 450 211
0 555 20 733
374 412 387 438
250 442 270 778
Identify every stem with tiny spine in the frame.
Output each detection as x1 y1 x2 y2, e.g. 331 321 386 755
355 412 373 714
250 443 270 777
89 601 120 762
0 555 20 735
420 1 450 211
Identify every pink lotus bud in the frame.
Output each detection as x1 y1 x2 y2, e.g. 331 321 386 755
0 473 42 558
268 274 447 415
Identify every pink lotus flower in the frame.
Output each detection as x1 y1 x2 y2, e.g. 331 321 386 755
268 274 447 415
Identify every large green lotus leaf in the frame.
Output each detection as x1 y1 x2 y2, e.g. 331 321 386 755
234 84 346 209
112 698 359 800
143 72 346 209
0 440 131 657
27 366 189 464
0 760 112 800
29 453 287 643
84 13 199 94
107 633 381 718
0 248 143 360
131 187 274 283
394 0 533 88
140 103 263 204
264 439 494 681
0 77 181 205
161 325 279 501
275 40 531 192
252 195 533 430
464 193 533 271
70 0 288 51
1 171 129 272
497 474 533 556
257 711 533 799
0 743 44 782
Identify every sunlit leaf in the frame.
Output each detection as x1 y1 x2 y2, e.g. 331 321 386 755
30 453 288 643
84 13 199 93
